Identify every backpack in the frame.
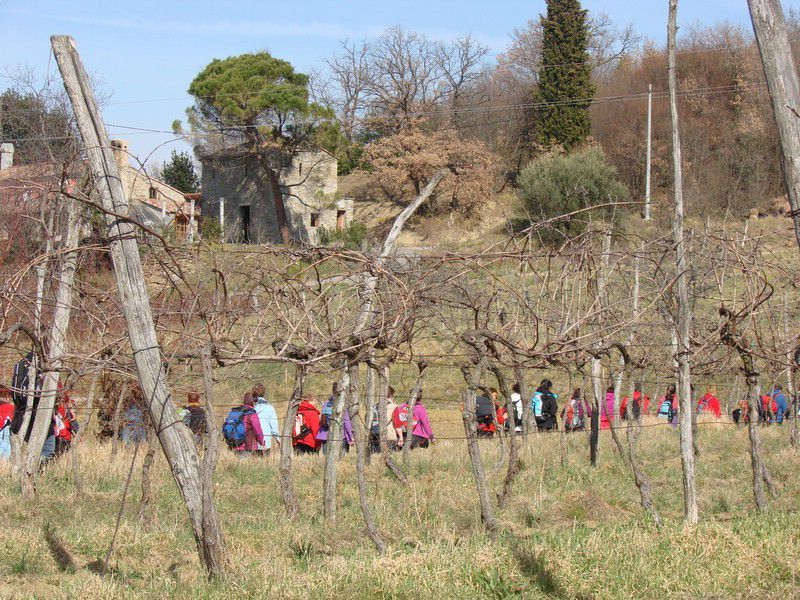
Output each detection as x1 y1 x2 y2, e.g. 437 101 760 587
475 396 494 427
222 407 253 448
531 392 543 418
183 406 206 435
293 412 312 440
370 405 381 436
569 401 584 428
393 405 418 432
658 397 672 417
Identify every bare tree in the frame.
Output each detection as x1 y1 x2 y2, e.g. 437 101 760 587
435 35 488 112
322 39 371 142
667 0 699 525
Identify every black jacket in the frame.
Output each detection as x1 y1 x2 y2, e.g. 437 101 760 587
535 389 558 430
10 352 49 441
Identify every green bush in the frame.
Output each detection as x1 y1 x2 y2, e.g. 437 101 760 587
198 216 222 241
317 222 367 250
517 146 627 242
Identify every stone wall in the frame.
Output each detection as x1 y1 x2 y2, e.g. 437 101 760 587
201 149 352 244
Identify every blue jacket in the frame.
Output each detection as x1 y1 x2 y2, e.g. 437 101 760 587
772 391 788 424
254 398 280 449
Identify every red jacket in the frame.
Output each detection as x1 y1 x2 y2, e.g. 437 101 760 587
293 401 321 450
0 402 13 429
697 393 721 419
477 403 506 434
54 404 76 441
620 391 650 418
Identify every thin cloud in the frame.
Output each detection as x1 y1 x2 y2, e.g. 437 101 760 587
0 8 386 39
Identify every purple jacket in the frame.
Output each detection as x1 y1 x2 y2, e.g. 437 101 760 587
234 409 265 451
411 403 434 440
315 398 354 443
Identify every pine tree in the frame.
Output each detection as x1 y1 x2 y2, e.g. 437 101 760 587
534 0 595 150
160 150 200 193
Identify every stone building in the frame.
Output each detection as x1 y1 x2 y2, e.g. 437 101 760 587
198 146 353 244
110 139 199 241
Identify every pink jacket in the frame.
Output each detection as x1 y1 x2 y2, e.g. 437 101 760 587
411 403 434 440
235 410 265 451
600 392 615 430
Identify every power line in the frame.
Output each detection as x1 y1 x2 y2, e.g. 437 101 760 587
0 81 772 145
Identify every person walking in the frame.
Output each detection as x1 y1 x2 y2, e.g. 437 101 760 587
316 384 353 455
178 391 207 443
252 384 280 455
562 388 591 432
369 385 398 453
293 396 321 454
696 387 721 419
533 379 558 431
0 386 14 459
409 391 435 449
222 392 265 454
772 385 788 424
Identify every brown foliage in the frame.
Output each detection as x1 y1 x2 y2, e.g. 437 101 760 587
363 122 501 216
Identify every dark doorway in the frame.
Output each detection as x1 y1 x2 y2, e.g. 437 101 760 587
336 210 346 230
239 205 251 243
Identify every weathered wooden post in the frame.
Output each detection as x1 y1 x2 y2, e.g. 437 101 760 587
747 0 800 252
50 35 225 577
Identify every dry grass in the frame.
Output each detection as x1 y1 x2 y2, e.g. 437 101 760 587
0 421 798 598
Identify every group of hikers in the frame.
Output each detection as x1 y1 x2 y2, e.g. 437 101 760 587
0 352 80 461
472 379 796 437
2 348 797 463
213 383 436 455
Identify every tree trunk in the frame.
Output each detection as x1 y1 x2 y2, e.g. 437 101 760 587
52 35 225 578
747 0 800 252
491 363 520 508
401 364 427 466
364 364 375 467
347 363 385 554
71 372 99 497
462 362 497 533
21 195 81 499
279 365 305 519
609 362 631 468
513 366 531 438
668 1 699 525
323 369 349 522
198 348 227 574
745 373 769 512
626 405 661 525
264 166 293 245
590 356 602 467
376 364 406 483
138 420 159 526
110 382 128 459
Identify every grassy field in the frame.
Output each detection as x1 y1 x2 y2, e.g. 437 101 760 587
0 419 798 599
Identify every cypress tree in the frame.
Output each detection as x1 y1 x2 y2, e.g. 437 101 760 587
534 0 595 150
161 150 200 193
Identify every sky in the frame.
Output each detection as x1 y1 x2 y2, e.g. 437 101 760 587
2 0 799 166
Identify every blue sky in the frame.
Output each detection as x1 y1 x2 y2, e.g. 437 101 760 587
2 0 798 166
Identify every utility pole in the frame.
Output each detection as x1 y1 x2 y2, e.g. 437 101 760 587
219 196 225 242
644 84 653 220
747 0 800 252
188 197 195 243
